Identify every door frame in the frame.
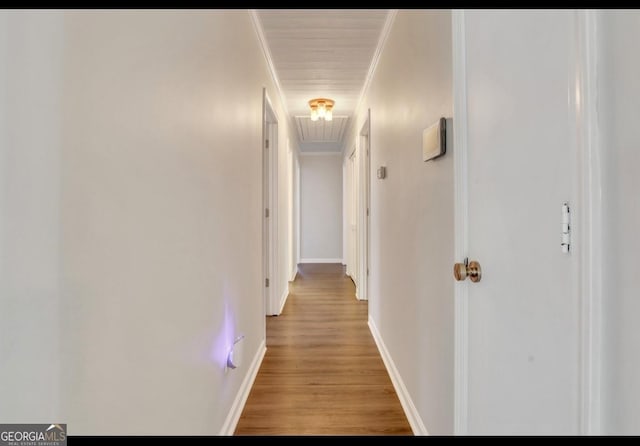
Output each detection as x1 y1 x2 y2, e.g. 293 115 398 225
346 147 357 282
262 88 279 316
451 11 470 434
451 10 603 435
573 10 602 435
358 110 371 301
288 140 298 282
343 155 348 272
295 155 301 273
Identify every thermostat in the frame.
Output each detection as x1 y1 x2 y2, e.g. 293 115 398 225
423 117 447 162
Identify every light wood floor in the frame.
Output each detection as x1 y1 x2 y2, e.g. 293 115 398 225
234 263 412 435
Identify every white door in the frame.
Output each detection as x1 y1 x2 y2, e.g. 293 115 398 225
454 11 581 435
263 90 278 316
287 142 296 281
347 149 357 282
358 113 371 301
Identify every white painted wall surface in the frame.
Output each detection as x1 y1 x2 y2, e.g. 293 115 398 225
346 11 454 434
599 10 640 435
300 153 343 261
0 10 294 435
0 12 64 423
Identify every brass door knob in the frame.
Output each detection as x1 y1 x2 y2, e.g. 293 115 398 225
453 262 468 281
453 259 482 283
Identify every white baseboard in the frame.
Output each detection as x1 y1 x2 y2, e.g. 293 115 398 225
278 284 289 315
219 340 266 435
299 258 343 264
368 317 429 436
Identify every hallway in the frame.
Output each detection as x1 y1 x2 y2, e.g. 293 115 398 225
3 10 640 436
235 264 411 435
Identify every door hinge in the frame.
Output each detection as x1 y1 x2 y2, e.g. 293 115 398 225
265 139 269 149
561 202 571 253
265 208 270 218
265 278 270 287
367 268 369 276
366 208 370 217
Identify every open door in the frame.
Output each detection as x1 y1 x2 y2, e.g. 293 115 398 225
453 11 585 434
357 110 371 301
346 147 357 283
262 89 278 316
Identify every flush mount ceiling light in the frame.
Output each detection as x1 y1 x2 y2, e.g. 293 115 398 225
308 98 334 122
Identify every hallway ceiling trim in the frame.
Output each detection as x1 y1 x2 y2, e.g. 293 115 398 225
249 10 291 130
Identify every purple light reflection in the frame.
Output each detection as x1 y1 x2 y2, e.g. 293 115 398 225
210 298 236 369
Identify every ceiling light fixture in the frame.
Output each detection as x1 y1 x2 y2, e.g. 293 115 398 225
308 98 334 122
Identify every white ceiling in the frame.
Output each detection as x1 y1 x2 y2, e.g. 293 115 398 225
294 115 350 152
255 9 390 152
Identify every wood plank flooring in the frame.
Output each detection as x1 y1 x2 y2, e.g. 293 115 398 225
234 263 412 435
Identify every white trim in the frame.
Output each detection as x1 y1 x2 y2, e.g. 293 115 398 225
219 340 267 436
296 156 301 268
368 317 428 436
351 10 397 139
249 10 291 126
287 140 295 290
575 10 602 435
299 258 343 264
261 88 270 319
298 152 343 157
342 9 397 155
263 91 279 317
293 114 350 119
277 284 289 315
358 111 371 303
452 10 470 436
343 159 348 269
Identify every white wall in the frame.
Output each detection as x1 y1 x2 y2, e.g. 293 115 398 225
0 10 294 435
300 153 343 262
599 10 640 435
0 12 64 423
345 11 454 434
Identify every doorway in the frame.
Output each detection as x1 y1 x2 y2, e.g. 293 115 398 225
262 89 279 316
287 140 298 282
358 110 371 301
346 147 357 284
